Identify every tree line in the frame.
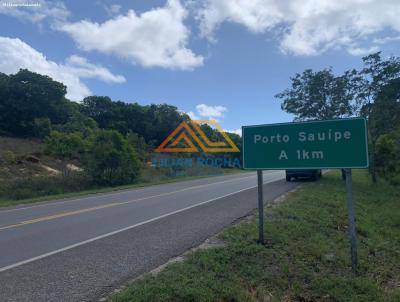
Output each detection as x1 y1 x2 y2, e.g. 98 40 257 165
0 69 241 187
1 51 398 188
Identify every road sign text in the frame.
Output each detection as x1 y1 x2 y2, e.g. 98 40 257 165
243 118 368 169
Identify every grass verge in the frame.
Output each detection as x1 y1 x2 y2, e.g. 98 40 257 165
110 170 400 302
0 168 246 208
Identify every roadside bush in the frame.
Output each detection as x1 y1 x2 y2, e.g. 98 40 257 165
375 131 400 184
389 174 400 186
86 129 141 186
45 131 87 160
126 131 149 163
3 150 17 164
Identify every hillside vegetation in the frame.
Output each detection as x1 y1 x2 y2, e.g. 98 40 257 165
0 136 242 206
0 137 89 201
0 69 241 204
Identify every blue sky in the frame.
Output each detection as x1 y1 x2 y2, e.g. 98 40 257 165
1 0 400 134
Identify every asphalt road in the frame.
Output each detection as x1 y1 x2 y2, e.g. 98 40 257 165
0 171 298 302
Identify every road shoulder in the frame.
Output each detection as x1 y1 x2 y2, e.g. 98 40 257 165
109 171 400 302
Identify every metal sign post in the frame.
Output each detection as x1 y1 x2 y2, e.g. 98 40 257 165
257 170 264 245
345 169 358 273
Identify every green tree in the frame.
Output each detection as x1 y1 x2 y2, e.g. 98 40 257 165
369 79 400 138
0 69 71 137
45 131 86 160
369 79 400 183
276 53 400 182
355 53 400 182
275 68 358 121
34 117 52 139
374 134 399 179
146 104 189 144
53 108 98 137
126 131 149 163
86 130 141 186
276 53 400 122
81 97 187 145
357 52 400 117
45 131 87 176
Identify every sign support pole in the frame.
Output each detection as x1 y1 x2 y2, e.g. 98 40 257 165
345 169 358 273
257 170 265 245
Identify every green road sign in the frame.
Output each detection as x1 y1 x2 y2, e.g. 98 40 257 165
242 118 368 169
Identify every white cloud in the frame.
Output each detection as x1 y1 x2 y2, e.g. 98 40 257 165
373 35 400 44
0 37 126 101
187 111 200 120
104 4 121 16
197 0 283 39
0 0 69 24
59 0 203 70
187 104 239 134
65 55 125 83
197 0 400 56
224 128 242 136
187 104 227 120
347 46 380 56
196 104 227 119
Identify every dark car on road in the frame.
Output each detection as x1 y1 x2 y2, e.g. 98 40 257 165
286 169 322 181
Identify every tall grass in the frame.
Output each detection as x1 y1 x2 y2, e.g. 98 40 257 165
0 173 93 201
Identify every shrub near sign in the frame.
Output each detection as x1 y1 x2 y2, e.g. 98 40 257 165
242 118 368 169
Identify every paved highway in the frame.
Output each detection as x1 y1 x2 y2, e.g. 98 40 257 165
0 171 298 301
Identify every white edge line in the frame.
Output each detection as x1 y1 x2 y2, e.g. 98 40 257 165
0 176 282 273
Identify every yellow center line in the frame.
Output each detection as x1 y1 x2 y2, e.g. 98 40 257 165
0 174 257 232
0 203 118 231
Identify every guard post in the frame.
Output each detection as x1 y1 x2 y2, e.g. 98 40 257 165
345 168 358 273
